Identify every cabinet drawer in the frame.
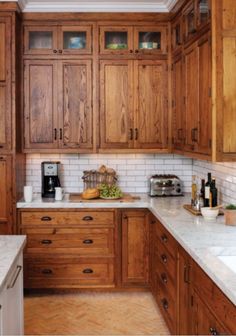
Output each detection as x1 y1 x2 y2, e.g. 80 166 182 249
157 243 176 280
156 258 176 302
157 282 176 334
192 261 236 334
24 259 115 288
22 228 114 256
21 211 114 226
156 221 177 259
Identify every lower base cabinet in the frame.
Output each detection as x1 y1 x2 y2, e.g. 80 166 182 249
0 253 24 336
121 210 149 287
18 208 236 334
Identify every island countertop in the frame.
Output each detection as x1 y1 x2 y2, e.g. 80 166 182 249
0 236 26 291
17 193 236 306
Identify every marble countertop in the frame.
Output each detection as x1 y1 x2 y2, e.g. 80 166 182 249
17 193 236 306
0 236 26 291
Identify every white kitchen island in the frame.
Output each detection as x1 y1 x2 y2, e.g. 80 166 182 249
0 236 26 336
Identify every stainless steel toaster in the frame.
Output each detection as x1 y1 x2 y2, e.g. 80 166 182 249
149 174 183 197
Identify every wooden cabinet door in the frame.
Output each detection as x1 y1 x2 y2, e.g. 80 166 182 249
24 26 58 55
99 60 133 149
99 26 133 55
183 43 199 152
24 60 58 150
178 246 193 335
121 210 149 286
197 32 212 155
172 55 184 151
59 25 92 55
133 26 167 55
0 155 12 234
0 17 11 151
58 60 93 150
193 291 229 335
134 60 168 149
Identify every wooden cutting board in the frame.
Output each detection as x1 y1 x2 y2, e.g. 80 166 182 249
69 193 141 203
183 204 224 216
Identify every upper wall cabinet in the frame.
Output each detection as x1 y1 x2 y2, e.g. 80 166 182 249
0 17 11 151
99 25 167 55
24 59 93 152
24 25 92 55
183 0 211 44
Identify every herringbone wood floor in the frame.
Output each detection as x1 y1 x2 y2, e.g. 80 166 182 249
24 292 170 335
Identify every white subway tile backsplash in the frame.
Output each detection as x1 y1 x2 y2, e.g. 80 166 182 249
26 153 193 194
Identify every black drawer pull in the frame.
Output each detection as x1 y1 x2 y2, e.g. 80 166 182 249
42 269 53 275
161 298 168 310
41 239 52 245
161 234 168 243
83 239 93 244
161 254 167 263
82 216 93 221
41 216 52 221
209 327 219 335
161 273 168 284
83 268 93 274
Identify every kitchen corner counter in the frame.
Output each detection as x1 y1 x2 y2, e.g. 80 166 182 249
0 236 26 291
17 194 236 306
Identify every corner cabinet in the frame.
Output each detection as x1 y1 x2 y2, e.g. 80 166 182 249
121 210 149 287
24 60 93 152
99 60 168 151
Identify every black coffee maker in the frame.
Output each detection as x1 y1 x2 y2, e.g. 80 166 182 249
41 162 61 198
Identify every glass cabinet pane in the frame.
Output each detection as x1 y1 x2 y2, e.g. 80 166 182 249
63 31 86 50
29 31 53 49
198 0 210 25
104 32 128 50
175 24 181 46
139 31 161 50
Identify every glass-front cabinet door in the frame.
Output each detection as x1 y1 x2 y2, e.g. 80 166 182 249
172 17 182 52
99 26 133 54
24 26 58 54
134 27 167 54
197 0 211 27
59 26 92 54
183 1 197 41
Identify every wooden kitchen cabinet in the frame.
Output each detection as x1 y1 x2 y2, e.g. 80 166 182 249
24 59 93 151
19 209 117 289
99 59 168 151
172 54 184 151
177 246 193 335
99 24 167 55
0 17 11 151
121 210 149 287
24 24 92 55
182 32 211 156
0 156 12 234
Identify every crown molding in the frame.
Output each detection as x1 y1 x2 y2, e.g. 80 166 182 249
4 0 176 12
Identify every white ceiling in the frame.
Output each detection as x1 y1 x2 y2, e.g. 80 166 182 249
2 0 178 12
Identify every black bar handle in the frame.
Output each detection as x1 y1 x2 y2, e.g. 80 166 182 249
130 128 133 140
54 128 57 140
135 128 138 140
59 128 62 140
177 128 183 140
83 268 93 274
42 269 53 275
41 239 52 245
82 216 93 221
41 216 52 221
83 239 93 245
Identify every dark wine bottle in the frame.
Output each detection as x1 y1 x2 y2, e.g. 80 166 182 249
200 179 205 202
204 173 211 207
210 178 218 207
